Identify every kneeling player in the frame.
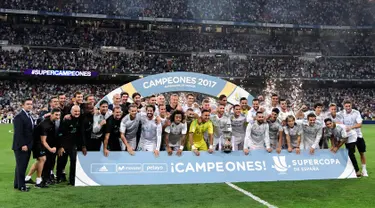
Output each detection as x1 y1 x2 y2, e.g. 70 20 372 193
243 112 272 155
324 118 361 177
165 110 187 156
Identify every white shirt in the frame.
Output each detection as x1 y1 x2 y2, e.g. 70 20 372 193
246 108 258 123
182 104 201 115
244 122 270 150
278 109 295 124
304 111 325 127
210 113 232 145
338 109 363 138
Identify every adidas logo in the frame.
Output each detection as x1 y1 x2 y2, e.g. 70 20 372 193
99 166 108 172
271 156 290 174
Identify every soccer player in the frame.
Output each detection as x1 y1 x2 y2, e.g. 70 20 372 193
149 95 157 106
182 94 200 114
132 93 143 110
158 104 168 123
264 94 280 115
271 94 279 109
283 115 302 154
138 105 162 157
243 112 272 154
56 105 83 185
268 108 283 153
302 103 324 126
210 104 232 150
324 118 360 176
278 99 295 126
339 101 368 176
217 94 232 112
246 98 260 123
189 109 214 156
325 103 342 123
240 97 250 115
120 104 140 153
201 99 211 112
103 107 125 156
231 105 247 150
157 94 166 106
302 113 323 154
86 100 111 151
165 110 187 156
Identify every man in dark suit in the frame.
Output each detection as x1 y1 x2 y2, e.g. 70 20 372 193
12 98 34 192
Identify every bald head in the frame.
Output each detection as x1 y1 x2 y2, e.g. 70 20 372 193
71 105 81 118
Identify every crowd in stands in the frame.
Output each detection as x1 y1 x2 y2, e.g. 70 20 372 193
1 49 375 79
0 25 374 56
1 0 374 25
0 81 374 120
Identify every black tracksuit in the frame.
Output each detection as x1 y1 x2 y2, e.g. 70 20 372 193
56 116 82 184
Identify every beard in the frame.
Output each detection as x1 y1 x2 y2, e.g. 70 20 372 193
147 113 153 118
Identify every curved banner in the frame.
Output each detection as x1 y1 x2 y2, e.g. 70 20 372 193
96 72 254 106
75 149 356 186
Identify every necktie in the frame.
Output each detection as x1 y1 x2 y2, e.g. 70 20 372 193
26 112 34 129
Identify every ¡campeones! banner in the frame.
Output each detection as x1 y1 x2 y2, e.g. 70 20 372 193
75 149 357 186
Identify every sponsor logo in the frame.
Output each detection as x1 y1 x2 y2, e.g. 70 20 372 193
272 156 290 174
99 166 108 172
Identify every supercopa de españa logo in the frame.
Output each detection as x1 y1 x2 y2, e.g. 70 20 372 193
272 156 290 174
272 155 341 174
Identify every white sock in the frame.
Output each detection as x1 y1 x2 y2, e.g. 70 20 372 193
36 177 42 184
362 164 367 171
25 175 31 181
50 170 54 174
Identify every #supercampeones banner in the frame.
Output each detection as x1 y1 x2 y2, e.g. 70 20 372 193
75 149 357 186
24 69 99 77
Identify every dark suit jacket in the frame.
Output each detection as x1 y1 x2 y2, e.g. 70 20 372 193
12 110 34 151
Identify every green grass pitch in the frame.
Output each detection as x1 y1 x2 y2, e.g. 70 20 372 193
0 124 373 208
